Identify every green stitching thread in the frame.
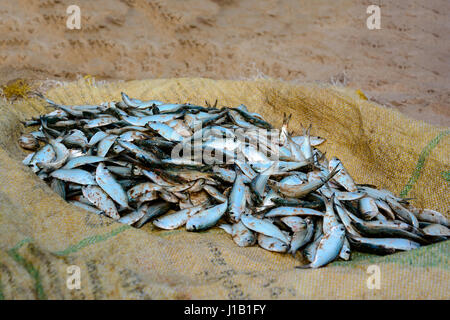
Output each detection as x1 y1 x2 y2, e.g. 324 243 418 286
7 246 47 300
4 226 130 299
442 171 450 182
9 225 131 258
10 238 33 251
400 130 450 197
53 225 131 256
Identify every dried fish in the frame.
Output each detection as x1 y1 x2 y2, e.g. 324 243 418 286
18 93 447 269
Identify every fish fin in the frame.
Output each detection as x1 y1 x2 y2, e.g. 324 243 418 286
152 105 160 114
326 164 340 180
35 92 59 106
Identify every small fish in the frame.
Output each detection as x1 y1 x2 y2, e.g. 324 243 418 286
95 163 129 208
385 196 419 229
339 237 351 261
257 234 289 253
186 201 228 231
322 196 340 234
271 197 323 209
212 166 236 183
299 125 313 160
303 234 323 263
36 137 69 172
358 196 379 220
136 191 159 203
134 201 172 228
19 133 40 150
119 130 150 142
82 185 119 219
122 114 183 126
118 203 153 225
29 144 56 172
230 221 257 247
240 214 289 244
127 182 163 200
250 161 278 201
264 207 325 218
203 185 227 203
422 224 450 237
375 199 396 220
288 217 314 256
350 220 428 244
117 140 162 165
328 157 357 192
22 152 35 165
97 134 118 157
409 208 449 227
347 235 420 255
268 166 339 198
296 225 345 269
146 122 184 142
50 169 96 185
153 205 206 230
333 191 367 201
121 92 162 109
333 199 361 237
62 129 88 148
292 135 326 147
228 171 247 222
88 131 109 147
280 216 306 232
234 160 257 182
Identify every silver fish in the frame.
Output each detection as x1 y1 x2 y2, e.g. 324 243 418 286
348 235 420 254
186 201 228 231
134 201 172 228
153 205 205 230
97 134 118 157
19 133 40 150
288 217 314 256
409 208 449 227
297 225 345 269
29 144 56 172
228 171 247 222
328 157 357 192
62 156 106 169
88 131 109 147
50 169 96 185
257 234 289 253
241 214 289 244
264 207 325 218
82 185 119 219
146 122 184 142
230 221 256 247
95 163 129 208
20 96 447 269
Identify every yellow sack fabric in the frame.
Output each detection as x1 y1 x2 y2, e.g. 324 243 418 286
0 78 448 300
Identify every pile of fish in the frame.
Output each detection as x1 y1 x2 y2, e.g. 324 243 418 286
18 92 449 268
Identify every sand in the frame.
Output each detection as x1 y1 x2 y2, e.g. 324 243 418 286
0 0 449 126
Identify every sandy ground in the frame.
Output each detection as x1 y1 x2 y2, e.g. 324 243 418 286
0 0 449 126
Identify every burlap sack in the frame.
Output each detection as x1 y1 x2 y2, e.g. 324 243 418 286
0 78 448 299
